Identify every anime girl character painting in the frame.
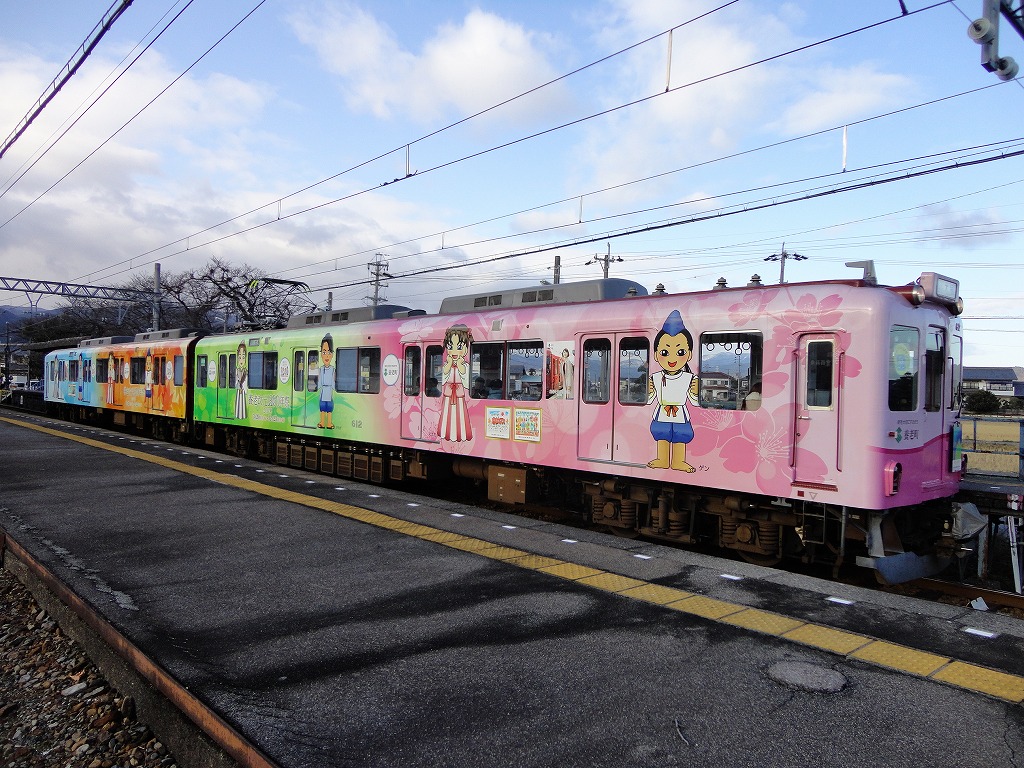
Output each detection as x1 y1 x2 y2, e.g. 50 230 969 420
317 333 335 429
234 341 248 419
144 350 154 410
77 352 85 401
648 310 699 473
438 324 473 442
106 353 115 405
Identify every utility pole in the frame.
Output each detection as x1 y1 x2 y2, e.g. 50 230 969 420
152 262 161 331
764 242 807 284
367 254 392 307
968 0 1021 80
4 323 9 388
586 243 623 279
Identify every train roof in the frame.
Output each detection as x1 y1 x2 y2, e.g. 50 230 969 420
438 278 648 314
286 304 425 329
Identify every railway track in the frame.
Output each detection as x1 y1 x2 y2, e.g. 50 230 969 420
908 578 1024 615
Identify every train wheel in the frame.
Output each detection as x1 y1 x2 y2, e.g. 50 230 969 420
606 525 640 539
738 550 782 567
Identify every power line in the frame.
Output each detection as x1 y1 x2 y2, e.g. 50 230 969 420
0 0 267 230
294 143 1024 295
0 0 195 195
64 0 952 287
66 0 747 284
0 0 135 160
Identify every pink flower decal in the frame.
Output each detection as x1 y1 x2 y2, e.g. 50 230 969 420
719 403 800 495
728 288 781 326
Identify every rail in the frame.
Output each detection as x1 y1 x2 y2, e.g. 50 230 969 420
960 415 1024 481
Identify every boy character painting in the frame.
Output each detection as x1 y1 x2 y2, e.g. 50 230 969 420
317 333 336 429
234 342 248 419
439 324 473 441
648 310 699 473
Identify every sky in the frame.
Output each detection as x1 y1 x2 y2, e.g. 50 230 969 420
1 0 1024 366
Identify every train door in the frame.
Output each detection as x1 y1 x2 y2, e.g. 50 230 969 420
152 354 166 412
401 344 443 441
113 356 125 406
216 352 236 419
290 347 320 428
794 334 840 485
578 335 652 464
402 345 422 439
924 325 952 481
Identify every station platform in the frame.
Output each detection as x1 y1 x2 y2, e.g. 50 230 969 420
1 412 1023 768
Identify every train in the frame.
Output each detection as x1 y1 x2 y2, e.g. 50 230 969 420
42 264 974 583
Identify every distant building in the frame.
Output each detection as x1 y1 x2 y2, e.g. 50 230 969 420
699 371 736 403
963 367 1024 399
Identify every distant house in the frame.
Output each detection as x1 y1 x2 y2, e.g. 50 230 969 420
963 367 1024 399
699 371 736 403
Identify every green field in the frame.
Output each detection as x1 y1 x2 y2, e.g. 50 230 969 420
962 418 1023 476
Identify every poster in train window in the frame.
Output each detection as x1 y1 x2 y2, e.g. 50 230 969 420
546 341 574 400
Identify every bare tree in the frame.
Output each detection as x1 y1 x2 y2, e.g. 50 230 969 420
40 258 317 340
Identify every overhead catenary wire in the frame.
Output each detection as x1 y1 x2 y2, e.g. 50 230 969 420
0 0 135 161
55 0 956 287
0 0 196 195
0 0 268 232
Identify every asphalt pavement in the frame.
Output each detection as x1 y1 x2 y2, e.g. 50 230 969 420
1 412 1022 768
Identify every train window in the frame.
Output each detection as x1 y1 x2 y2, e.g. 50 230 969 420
247 352 278 390
218 354 228 388
174 355 185 387
130 357 146 385
69 357 80 382
404 347 421 396
582 338 612 404
698 332 763 410
115 358 124 384
471 342 505 399
950 335 963 410
508 342 543 401
196 356 207 388
359 348 381 393
618 337 649 405
924 328 944 413
155 356 165 387
334 347 381 393
889 326 919 411
426 345 443 397
292 351 312 393
336 348 358 392
806 341 833 408
228 354 237 388
96 357 108 384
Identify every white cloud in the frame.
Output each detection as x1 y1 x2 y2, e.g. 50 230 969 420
288 2 567 123
772 64 912 135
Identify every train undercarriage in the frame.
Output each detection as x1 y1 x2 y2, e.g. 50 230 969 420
43 400 964 584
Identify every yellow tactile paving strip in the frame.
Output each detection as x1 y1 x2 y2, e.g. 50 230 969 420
4 414 1024 704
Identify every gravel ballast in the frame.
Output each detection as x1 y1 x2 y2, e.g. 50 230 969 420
1 565 179 768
